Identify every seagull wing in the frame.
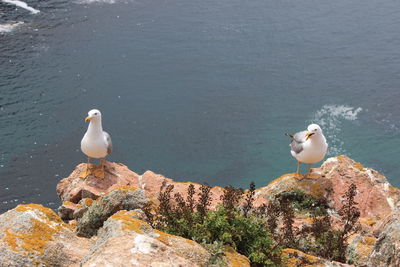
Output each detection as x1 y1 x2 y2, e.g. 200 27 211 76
103 131 112 155
289 130 308 154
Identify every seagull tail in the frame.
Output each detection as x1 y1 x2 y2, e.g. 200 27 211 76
285 132 294 139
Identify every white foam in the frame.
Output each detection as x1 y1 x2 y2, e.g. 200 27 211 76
2 0 40 14
0 21 24 33
310 105 362 156
76 0 116 4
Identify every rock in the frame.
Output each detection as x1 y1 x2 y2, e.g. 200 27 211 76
57 163 225 210
137 170 225 208
346 234 376 266
81 210 211 267
223 246 250 267
72 198 95 219
282 248 354 267
320 156 400 220
58 198 96 221
57 162 141 203
0 204 92 267
258 156 400 226
368 211 400 267
52 156 400 266
76 186 147 237
58 201 81 220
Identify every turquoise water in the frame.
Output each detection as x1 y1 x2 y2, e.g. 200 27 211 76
1 0 400 212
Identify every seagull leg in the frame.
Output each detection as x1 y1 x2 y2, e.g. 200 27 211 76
295 161 303 178
296 161 301 174
79 157 92 178
94 158 106 178
305 164 312 178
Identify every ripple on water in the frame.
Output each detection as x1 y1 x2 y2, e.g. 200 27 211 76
0 21 24 33
309 104 363 156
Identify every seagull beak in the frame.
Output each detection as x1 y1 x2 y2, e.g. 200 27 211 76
306 132 315 140
85 116 92 122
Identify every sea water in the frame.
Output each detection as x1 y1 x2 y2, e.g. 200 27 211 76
1 0 400 212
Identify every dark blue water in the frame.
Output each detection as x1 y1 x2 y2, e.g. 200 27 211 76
1 0 400 212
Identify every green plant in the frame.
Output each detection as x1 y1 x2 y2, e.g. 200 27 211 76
151 181 282 266
243 182 256 217
297 183 360 262
148 181 360 265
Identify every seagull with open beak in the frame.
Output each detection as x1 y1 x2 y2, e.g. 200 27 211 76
285 124 328 177
80 109 113 178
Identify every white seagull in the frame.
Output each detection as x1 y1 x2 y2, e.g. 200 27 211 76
285 124 328 176
80 109 112 178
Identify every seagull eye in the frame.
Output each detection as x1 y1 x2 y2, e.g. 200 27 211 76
94 112 98 115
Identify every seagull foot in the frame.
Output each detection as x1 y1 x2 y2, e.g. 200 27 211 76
93 169 105 179
294 172 305 180
79 168 92 178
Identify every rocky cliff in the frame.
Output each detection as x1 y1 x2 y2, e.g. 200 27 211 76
0 156 399 266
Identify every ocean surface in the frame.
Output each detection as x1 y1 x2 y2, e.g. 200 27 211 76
1 0 400 212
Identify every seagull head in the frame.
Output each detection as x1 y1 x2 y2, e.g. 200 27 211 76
85 109 102 123
306 124 322 139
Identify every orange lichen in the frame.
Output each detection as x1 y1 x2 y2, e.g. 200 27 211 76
3 206 65 256
360 217 377 227
174 181 199 186
353 236 376 261
4 219 61 254
113 185 139 192
354 162 364 171
337 155 347 161
110 211 149 234
298 181 324 198
153 228 197 247
269 173 296 186
15 204 63 224
224 247 250 267
363 236 376 246
282 248 323 267
82 198 94 207
62 201 74 206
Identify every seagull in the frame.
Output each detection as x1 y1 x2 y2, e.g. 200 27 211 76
80 109 112 178
285 124 328 177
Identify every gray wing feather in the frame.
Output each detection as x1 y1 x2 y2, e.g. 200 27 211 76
289 131 308 154
103 131 112 155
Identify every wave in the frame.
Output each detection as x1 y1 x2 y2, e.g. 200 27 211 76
76 0 116 4
2 0 40 14
310 105 362 156
0 21 24 33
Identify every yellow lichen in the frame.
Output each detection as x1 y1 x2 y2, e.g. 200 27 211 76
2 205 66 255
15 204 63 224
3 219 61 254
114 185 139 192
298 181 324 198
353 236 376 261
62 201 74 206
153 228 197 247
268 173 296 186
174 181 199 186
82 198 94 207
110 211 148 233
224 247 250 267
360 217 377 227
363 236 376 246
354 162 364 171
282 248 323 267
